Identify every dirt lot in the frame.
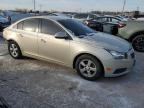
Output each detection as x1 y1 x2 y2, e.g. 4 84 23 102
0 33 144 108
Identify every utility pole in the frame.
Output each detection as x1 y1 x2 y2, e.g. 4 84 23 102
137 6 139 11
39 4 42 12
79 8 82 13
33 0 36 11
122 0 126 15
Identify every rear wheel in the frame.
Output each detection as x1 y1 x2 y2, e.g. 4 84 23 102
132 34 144 52
8 41 22 59
75 54 103 81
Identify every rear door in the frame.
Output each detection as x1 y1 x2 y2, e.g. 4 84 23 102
15 18 39 56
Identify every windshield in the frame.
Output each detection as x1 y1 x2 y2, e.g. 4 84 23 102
58 19 96 37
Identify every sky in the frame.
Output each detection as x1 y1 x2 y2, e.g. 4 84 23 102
0 0 144 12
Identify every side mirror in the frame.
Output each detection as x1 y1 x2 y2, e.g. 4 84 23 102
55 32 68 39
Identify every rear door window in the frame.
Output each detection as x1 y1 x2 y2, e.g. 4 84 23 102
23 18 39 32
97 17 107 22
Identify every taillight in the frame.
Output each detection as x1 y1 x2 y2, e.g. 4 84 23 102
118 23 126 28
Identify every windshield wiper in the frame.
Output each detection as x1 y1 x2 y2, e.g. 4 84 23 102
77 35 86 38
86 33 96 36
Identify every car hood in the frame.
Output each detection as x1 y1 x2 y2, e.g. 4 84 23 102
75 32 131 52
0 17 9 23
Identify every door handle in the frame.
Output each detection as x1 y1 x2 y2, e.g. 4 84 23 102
41 39 46 43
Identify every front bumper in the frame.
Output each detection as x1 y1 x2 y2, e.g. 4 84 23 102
105 59 135 77
104 49 135 77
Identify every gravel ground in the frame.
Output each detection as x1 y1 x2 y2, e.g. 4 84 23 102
0 34 144 108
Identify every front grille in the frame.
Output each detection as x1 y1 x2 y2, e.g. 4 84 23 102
113 68 127 74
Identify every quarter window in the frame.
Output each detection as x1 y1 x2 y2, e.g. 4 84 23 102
17 21 23 30
41 19 64 35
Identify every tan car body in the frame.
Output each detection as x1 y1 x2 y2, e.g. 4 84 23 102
3 16 135 77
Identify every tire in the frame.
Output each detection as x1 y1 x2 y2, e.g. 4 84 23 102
8 41 22 59
132 34 144 52
75 54 103 81
111 25 118 35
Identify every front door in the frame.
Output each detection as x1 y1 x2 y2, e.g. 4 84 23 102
38 19 70 65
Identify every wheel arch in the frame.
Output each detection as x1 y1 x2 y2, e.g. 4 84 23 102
73 53 104 73
129 31 144 42
7 39 16 42
7 39 23 54
7 39 21 46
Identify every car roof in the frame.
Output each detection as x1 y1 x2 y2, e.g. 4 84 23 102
74 13 95 16
97 16 122 20
28 15 71 21
98 16 115 18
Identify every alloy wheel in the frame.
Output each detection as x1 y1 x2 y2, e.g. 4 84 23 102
133 35 144 51
9 43 19 57
79 59 97 78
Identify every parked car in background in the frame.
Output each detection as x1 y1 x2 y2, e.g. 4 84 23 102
136 17 144 21
115 15 129 21
3 16 135 81
95 16 123 24
86 16 144 52
72 13 99 22
1 10 34 23
118 21 144 52
0 15 11 31
84 20 103 32
48 12 71 18
85 16 126 35
10 13 33 23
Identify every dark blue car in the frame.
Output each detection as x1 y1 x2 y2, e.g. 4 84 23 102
0 15 11 31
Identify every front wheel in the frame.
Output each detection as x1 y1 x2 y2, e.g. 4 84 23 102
8 41 22 59
132 34 144 52
75 55 103 81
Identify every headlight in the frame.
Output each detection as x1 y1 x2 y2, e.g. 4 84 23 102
106 50 127 59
